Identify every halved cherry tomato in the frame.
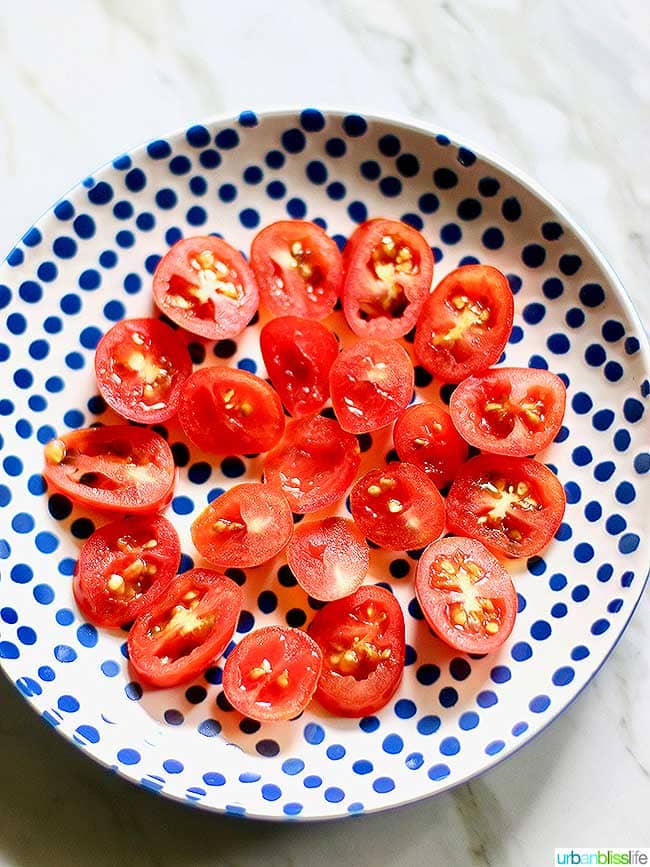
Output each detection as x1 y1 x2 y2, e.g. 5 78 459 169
128 568 243 688
329 338 414 434
94 318 192 424
250 220 343 320
415 536 517 654
414 265 514 382
286 517 370 601
178 367 285 455
153 236 259 340
260 316 339 417
342 218 434 339
263 415 360 513
350 463 445 550
308 585 405 717
449 367 567 457
74 514 181 627
222 626 323 722
393 402 469 488
446 454 566 558
43 425 175 514
191 483 293 568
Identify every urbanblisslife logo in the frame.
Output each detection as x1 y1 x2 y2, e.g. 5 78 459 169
555 851 649 865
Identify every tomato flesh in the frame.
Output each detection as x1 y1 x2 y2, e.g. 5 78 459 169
179 366 285 455
350 462 445 550
222 626 322 721
74 515 181 627
415 536 517 653
449 367 567 456
260 316 339 417
153 236 259 340
43 425 175 513
286 517 370 601
263 415 360 513
446 454 566 558
414 265 514 382
393 402 469 488
191 482 293 568
309 586 405 717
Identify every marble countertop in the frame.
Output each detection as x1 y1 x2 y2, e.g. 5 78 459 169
0 0 648 864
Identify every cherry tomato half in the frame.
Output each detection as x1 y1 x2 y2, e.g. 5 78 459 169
128 568 243 688
94 318 192 424
445 454 566 558
260 316 339 417
449 367 567 457
286 517 370 601
350 463 445 550
250 220 343 320
178 366 285 455
414 265 514 382
329 338 414 434
415 536 517 654
43 425 175 514
308 585 406 717
263 415 360 513
342 218 434 339
393 401 469 489
74 514 181 628
222 626 323 722
191 483 293 568
153 236 259 340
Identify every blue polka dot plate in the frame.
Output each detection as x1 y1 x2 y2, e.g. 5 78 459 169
0 109 648 820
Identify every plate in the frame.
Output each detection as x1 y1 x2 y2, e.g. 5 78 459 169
0 109 647 821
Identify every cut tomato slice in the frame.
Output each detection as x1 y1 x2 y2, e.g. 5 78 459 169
94 318 192 424
446 454 566 558
308 585 405 717
153 236 259 340
414 265 514 382
342 218 434 339
415 536 517 654
178 366 285 455
191 482 293 568
263 415 360 513
128 568 243 688
250 220 343 319
286 517 370 601
449 367 567 457
393 401 469 489
43 425 175 514
74 514 181 627
222 626 323 721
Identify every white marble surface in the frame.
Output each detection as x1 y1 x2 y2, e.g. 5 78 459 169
0 0 648 864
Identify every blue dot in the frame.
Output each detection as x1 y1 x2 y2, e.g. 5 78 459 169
352 759 373 775
428 764 451 781
531 619 552 641
615 481 636 504
439 687 458 708
382 734 403 755
605 361 624 382
283 802 303 816
33 582 55 606
549 571 567 591
61 293 81 315
164 709 184 726
613 429 631 452
591 618 610 635
511 642 533 662
418 192 439 214
99 250 117 268
417 715 441 735
0 642 19 659
43 316 62 332
259 783 281 802
379 176 402 197
7 313 27 335
0 398 13 415
623 398 644 423
522 244 546 267
35 531 58 553
529 694 550 713
54 644 77 663
165 228 182 246
394 698 416 718
433 168 458 189
5 456 24 477
80 326 103 349
17 626 36 645
547 333 570 354
522 302 545 325
87 181 113 205
0 343 9 362
440 223 462 245
286 198 306 219
77 623 98 648
281 128 306 153
266 180 286 199
189 176 207 196
215 128 239 149
572 446 592 467
239 207 260 228
197 719 220 737
282 758 305 776
135 211 155 231
342 114 367 136
101 660 119 677
579 282 605 307
113 200 133 220
572 584 590 602
54 200 74 220
117 748 141 765
325 743 345 761
56 608 74 625
634 452 649 474
18 280 42 303
584 501 602 522
303 775 322 789
171 496 194 515
359 716 380 733
608 598 624 614
372 778 394 795
304 722 325 745
115 230 134 248
325 786 346 802
551 603 568 618
73 214 96 239
619 533 640 554
490 665 512 684
12 513 33 534
597 563 614 583
38 666 55 682
300 108 325 131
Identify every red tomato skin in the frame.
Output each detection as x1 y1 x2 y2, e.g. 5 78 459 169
178 366 285 455
250 220 343 320
128 569 243 689
329 338 414 434
153 236 259 340
309 586 406 717
414 265 514 382
393 402 469 488
263 415 361 513
342 218 434 339
350 462 445 550
73 514 181 628
222 626 323 722
446 454 567 558
191 482 293 568
449 367 567 457
415 536 517 654
42 425 176 514
260 316 339 417
286 517 370 601
94 318 192 424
